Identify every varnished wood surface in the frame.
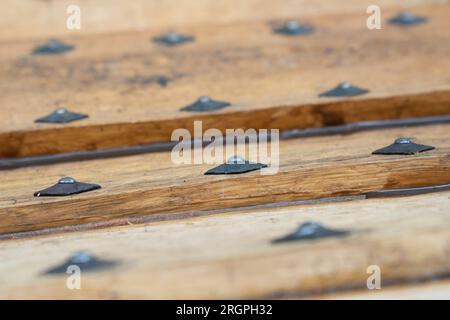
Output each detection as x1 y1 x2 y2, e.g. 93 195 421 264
0 191 448 299
0 124 449 235
1 4 450 157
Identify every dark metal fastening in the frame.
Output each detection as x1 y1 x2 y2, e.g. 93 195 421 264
32 39 75 55
34 177 101 197
204 156 267 175
44 251 118 275
319 82 369 97
389 12 428 26
153 32 195 46
273 20 314 36
372 137 435 155
35 108 88 124
181 96 231 112
272 221 350 244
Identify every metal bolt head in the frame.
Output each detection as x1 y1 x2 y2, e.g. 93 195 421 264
198 96 211 103
227 155 246 164
166 32 181 42
55 108 67 115
58 177 76 184
395 137 412 144
71 251 93 264
296 222 320 236
286 20 301 31
340 82 352 89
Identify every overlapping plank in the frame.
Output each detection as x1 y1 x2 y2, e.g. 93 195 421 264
0 191 448 299
0 0 445 41
0 124 449 235
1 4 450 157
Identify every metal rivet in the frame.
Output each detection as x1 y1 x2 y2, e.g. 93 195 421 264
43 251 118 275
58 177 76 184
372 137 435 155
272 222 350 244
34 177 101 197
394 137 412 144
180 96 231 112
273 20 314 36
70 251 93 264
153 32 195 46
35 108 88 124
205 158 267 175
226 155 246 164
319 82 369 97
32 39 75 55
389 12 428 26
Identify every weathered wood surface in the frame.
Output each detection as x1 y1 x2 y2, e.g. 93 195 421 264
0 191 448 299
316 280 450 300
0 124 449 235
1 0 446 41
1 4 450 157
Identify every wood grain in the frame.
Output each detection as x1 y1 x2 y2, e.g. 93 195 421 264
1 4 450 157
0 124 449 235
0 191 448 299
0 0 446 41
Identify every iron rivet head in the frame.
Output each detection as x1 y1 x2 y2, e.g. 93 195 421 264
389 12 428 26
205 158 267 175
181 96 231 112
319 82 369 97
32 39 75 55
43 251 118 275
58 177 76 184
274 20 314 36
395 137 412 144
153 32 195 46
70 251 93 264
226 155 246 164
55 108 67 114
272 222 350 244
34 177 101 197
35 108 88 124
372 138 434 155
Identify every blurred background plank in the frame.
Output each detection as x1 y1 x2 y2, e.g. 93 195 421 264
1 4 450 157
0 191 448 299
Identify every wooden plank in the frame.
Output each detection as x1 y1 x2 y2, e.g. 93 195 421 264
0 191 448 299
1 124 449 235
0 0 445 41
2 4 450 157
315 281 450 300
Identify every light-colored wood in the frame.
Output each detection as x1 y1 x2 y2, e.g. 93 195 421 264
0 0 446 41
2 4 450 157
0 191 448 299
1 124 449 235
315 280 450 300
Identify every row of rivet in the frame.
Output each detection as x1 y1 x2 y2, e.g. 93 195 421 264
32 12 427 123
44 220 349 274
34 137 435 197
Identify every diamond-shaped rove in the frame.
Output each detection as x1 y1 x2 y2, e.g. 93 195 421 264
273 20 314 36
319 82 369 97
272 222 350 244
389 12 428 26
32 39 75 55
181 96 231 112
153 32 194 46
34 177 101 197
35 108 88 124
372 137 435 155
204 156 267 175
44 251 118 275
